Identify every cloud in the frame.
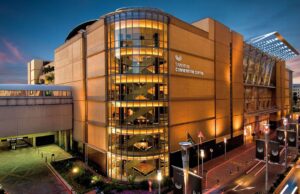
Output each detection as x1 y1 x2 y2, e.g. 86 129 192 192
0 39 26 65
0 39 27 83
3 39 24 61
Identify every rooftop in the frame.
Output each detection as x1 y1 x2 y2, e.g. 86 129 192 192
247 32 299 61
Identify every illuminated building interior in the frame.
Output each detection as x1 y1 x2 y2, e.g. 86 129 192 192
106 10 169 180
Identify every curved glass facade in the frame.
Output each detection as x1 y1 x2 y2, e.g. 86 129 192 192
106 10 169 181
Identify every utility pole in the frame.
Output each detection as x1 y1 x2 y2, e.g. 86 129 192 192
283 117 288 169
264 124 270 193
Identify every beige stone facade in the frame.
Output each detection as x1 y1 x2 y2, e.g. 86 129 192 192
50 8 293 180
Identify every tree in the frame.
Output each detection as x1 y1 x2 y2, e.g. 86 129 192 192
293 92 298 105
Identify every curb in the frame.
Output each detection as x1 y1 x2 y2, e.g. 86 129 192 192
46 162 76 194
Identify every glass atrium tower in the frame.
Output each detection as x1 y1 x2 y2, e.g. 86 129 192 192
106 8 169 181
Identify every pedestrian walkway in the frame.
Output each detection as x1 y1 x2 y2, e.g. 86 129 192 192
37 144 72 161
0 144 71 194
192 142 256 191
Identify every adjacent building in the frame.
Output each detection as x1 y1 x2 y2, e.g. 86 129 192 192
293 84 300 98
27 59 55 84
243 32 295 139
0 7 298 182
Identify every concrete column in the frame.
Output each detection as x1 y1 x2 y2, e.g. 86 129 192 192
32 137 36 147
84 143 88 165
58 131 62 147
64 130 68 151
69 129 73 150
54 131 58 144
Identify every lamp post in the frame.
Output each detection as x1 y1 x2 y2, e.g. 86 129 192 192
283 117 288 169
297 115 299 154
210 148 213 160
200 149 205 177
263 124 270 193
198 140 200 176
244 127 247 145
179 141 192 194
197 131 204 176
157 170 162 194
224 137 227 159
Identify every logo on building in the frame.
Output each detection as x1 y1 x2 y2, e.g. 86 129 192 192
175 54 183 62
174 54 204 76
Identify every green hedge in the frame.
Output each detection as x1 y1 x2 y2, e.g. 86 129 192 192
52 158 174 194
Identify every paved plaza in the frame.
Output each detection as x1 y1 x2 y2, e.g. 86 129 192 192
0 144 71 194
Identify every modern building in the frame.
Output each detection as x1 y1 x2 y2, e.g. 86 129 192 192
0 84 72 149
52 7 298 180
27 59 55 84
0 7 298 182
243 32 296 139
293 84 300 98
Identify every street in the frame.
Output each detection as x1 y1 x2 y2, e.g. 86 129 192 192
199 140 298 194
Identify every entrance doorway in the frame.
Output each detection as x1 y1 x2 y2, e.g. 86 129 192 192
36 135 55 146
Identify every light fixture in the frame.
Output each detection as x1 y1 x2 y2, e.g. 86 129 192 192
157 170 162 194
72 167 79 174
200 149 205 158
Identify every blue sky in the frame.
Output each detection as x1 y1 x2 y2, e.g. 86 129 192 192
0 0 299 83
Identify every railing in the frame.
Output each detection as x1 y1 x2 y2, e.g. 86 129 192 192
0 97 72 106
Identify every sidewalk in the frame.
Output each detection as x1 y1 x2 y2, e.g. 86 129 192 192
192 142 256 191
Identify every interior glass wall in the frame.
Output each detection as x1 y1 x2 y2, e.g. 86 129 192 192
0 90 71 97
106 10 169 181
243 44 276 87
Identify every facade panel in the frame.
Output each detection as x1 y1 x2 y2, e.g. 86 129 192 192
43 7 296 182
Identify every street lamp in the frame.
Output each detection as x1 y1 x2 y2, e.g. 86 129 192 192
157 170 162 194
224 137 227 159
179 141 192 194
210 148 213 160
72 167 79 174
197 131 204 176
296 114 299 154
244 127 248 145
263 123 270 193
200 149 205 177
283 117 288 169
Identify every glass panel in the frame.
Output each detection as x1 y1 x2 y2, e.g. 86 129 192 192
107 12 169 181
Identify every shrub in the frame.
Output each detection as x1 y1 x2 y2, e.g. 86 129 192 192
127 175 136 185
138 180 149 190
74 171 92 187
162 176 173 189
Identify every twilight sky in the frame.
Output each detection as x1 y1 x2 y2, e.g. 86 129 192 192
0 0 299 83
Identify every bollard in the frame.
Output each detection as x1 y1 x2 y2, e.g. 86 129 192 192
41 152 43 158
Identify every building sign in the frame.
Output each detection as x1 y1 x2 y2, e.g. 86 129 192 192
175 54 204 76
256 139 265 160
187 172 202 194
287 131 297 147
172 165 202 194
277 130 285 145
269 141 280 163
172 166 184 194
